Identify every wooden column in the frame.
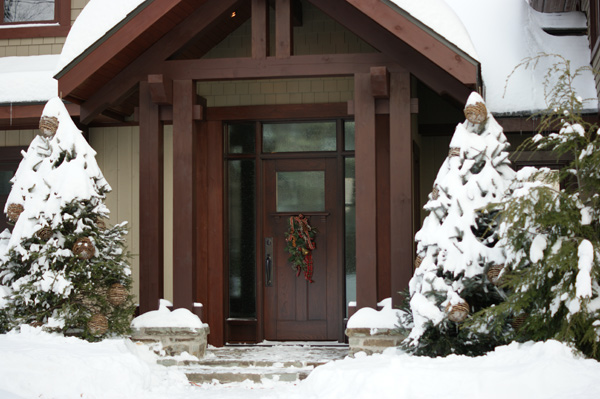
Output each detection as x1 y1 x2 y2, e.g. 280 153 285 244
389 71 413 307
172 79 197 311
252 0 268 59
275 0 292 58
354 73 378 309
138 81 164 313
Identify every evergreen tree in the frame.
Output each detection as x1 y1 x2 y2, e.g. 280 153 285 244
466 56 600 360
0 98 134 341
402 92 516 356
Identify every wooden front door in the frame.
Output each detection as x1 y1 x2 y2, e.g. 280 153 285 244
263 158 341 340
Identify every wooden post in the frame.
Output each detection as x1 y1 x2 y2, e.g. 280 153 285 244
354 73 378 309
275 0 292 58
138 81 164 313
252 0 268 59
172 79 197 311
389 71 413 307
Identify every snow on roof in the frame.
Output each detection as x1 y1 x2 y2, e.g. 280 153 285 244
389 0 479 60
0 55 59 104
55 0 147 74
446 0 598 114
0 0 597 115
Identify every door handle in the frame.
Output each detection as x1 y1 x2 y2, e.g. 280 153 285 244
265 237 273 287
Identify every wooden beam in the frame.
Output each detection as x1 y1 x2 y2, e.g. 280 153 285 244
389 71 413 307
138 81 164 313
78 0 239 124
0 103 80 130
275 0 293 58
354 72 378 309
346 0 478 86
206 102 348 120
370 66 390 99
172 80 197 311
163 53 399 80
148 74 173 105
308 0 474 104
252 0 269 59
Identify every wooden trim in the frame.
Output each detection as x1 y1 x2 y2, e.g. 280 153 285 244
172 80 197 311
148 74 173 105
275 0 293 58
0 0 71 39
370 66 390 99
389 71 412 307
206 120 225 346
138 81 164 313
347 0 478 86
163 53 399 81
252 0 269 59
75 0 239 125
206 103 349 121
354 72 378 309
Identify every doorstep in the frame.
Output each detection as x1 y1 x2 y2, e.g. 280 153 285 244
162 344 349 384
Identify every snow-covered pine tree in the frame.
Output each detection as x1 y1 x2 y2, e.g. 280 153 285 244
0 98 134 341
466 57 600 360
402 92 516 356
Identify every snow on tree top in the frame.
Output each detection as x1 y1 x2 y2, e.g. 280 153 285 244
4 98 111 254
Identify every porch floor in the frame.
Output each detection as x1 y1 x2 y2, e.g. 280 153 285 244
164 342 349 384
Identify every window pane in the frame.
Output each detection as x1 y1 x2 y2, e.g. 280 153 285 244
344 121 355 151
0 170 13 195
263 122 336 153
276 171 325 212
228 123 255 154
228 160 256 318
4 0 55 23
345 158 356 316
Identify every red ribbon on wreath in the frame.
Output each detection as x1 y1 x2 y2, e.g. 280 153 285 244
284 214 317 283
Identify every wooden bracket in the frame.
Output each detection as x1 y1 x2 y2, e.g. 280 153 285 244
370 66 390 99
148 74 173 105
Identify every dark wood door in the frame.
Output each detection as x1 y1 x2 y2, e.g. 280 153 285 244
263 158 341 340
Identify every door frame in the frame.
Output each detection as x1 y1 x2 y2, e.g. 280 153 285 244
224 116 354 344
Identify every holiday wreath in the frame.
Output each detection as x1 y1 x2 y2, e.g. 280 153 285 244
284 214 317 283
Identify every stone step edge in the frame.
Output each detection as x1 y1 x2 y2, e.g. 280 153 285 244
186 370 311 384
159 359 327 368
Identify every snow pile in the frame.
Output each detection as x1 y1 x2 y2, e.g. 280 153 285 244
297 341 600 399
0 326 192 399
446 0 597 113
347 298 406 332
3 97 110 257
131 300 207 329
56 0 146 73
0 55 59 103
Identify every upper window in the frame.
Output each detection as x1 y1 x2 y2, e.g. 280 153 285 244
3 0 55 23
0 0 70 39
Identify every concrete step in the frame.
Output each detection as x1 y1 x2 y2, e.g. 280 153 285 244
164 344 348 385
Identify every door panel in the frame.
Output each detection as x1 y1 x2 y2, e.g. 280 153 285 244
263 158 340 341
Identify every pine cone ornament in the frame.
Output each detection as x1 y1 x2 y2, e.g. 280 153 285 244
511 314 527 331
464 102 488 124
487 264 504 286
448 147 460 157
39 116 59 137
446 301 470 323
6 203 24 223
107 283 128 306
414 256 423 269
87 314 108 336
73 237 95 260
36 226 53 240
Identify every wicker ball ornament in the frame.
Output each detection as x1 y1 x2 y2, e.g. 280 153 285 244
464 102 488 124
431 186 439 200
6 203 24 223
448 147 461 157
107 283 128 306
446 301 470 323
73 237 95 260
96 218 106 230
511 314 527 331
487 264 505 286
36 226 53 240
87 314 108 336
414 256 423 269
39 116 59 137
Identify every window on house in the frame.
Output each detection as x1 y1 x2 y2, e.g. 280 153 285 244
0 0 70 39
3 0 56 23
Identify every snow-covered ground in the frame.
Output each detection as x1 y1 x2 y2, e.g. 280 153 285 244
1 326 600 399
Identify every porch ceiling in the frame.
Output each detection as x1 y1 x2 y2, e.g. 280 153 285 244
56 0 480 125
